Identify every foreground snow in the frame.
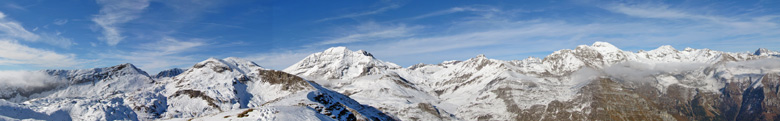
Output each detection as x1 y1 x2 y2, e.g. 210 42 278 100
163 106 332 121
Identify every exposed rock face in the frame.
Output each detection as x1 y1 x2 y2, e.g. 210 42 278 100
475 73 780 121
257 69 310 91
153 68 184 79
755 48 780 57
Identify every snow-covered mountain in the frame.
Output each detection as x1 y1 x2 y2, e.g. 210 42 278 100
0 63 160 120
285 47 402 80
284 47 456 120
2 42 779 121
284 42 778 120
1 57 393 121
755 48 780 57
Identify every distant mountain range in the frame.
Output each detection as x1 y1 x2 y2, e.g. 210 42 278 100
1 42 779 121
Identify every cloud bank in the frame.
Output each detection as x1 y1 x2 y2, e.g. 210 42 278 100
0 70 65 100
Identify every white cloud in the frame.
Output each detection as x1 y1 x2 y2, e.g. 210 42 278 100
38 33 76 49
0 11 75 48
53 19 68 25
140 37 205 55
317 4 400 22
570 67 602 90
319 21 422 45
605 3 779 32
92 0 150 46
606 4 705 20
246 51 313 70
603 61 707 82
4 3 28 11
725 58 780 71
354 21 602 57
0 70 65 100
0 40 79 67
0 11 79 68
0 11 39 41
103 37 205 73
409 6 501 20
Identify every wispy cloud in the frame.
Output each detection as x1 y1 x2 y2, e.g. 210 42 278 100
0 11 74 48
409 6 501 20
604 3 779 31
103 37 205 73
89 0 230 72
38 32 76 49
92 0 150 46
301 3 780 66
0 40 79 67
4 3 29 11
318 21 422 45
606 4 707 20
0 11 79 68
140 37 205 55
600 2 780 50
316 4 400 22
246 50 314 70
52 19 68 25
356 20 609 56
0 12 39 41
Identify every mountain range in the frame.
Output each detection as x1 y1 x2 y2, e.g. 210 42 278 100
1 42 779 121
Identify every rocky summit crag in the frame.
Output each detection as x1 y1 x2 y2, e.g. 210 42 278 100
1 42 779 121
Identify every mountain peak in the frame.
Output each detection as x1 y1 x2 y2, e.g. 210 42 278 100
204 57 221 62
654 45 677 52
591 41 616 48
589 41 621 52
466 54 490 63
222 57 261 67
191 57 263 74
283 47 400 80
683 47 694 51
111 63 149 76
356 50 374 58
755 48 772 55
475 54 487 59
323 46 350 54
321 46 375 58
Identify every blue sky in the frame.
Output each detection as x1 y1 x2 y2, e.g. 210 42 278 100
0 0 778 73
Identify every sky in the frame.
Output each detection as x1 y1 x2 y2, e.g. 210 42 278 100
0 0 778 73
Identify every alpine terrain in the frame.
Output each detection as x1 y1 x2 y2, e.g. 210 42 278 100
2 42 780 121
